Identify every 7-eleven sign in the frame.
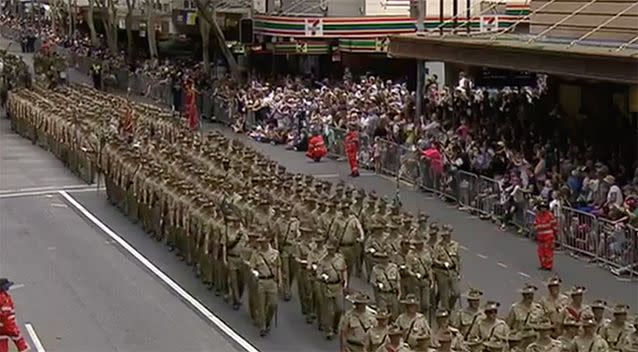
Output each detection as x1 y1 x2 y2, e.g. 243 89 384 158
480 16 499 32
296 42 308 53
375 37 389 52
304 19 324 37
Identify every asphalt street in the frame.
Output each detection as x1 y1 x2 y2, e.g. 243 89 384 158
1 34 636 352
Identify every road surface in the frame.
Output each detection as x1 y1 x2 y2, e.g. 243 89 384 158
1 34 635 352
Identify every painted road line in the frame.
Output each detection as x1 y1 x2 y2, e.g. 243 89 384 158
0 187 104 199
25 323 46 352
59 191 261 352
8 283 25 291
315 172 375 179
497 262 508 268
0 184 90 195
518 272 531 278
476 253 488 259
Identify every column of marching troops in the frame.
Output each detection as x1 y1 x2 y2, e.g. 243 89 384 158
5 83 638 352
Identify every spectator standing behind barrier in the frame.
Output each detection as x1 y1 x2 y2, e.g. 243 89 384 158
90 62 102 90
534 200 558 271
345 122 360 177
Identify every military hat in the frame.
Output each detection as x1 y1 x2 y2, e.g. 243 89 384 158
386 223 399 230
417 212 429 222
435 309 450 319
387 324 403 336
400 294 420 305
256 236 270 243
441 224 453 235
400 236 411 245
344 186 354 195
568 286 587 295
463 288 484 300
545 276 562 286
370 223 385 232
591 299 607 309
533 320 554 331
561 317 580 327
346 292 372 304
483 301 501 311
374 308 392 320
518 284 538 294
482 340 505 350
338 202 351 210
325 241 338 250
580 312 597 326
411 237 425 245
612 304 630 315
429 222 440 231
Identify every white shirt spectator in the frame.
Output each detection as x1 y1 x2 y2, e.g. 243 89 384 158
607 184 623 208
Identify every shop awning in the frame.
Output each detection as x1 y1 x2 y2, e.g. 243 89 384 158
388 34 638 85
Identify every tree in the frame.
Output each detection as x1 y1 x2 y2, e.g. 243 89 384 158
144 0 158 59
125 0 136 63
95 0 119 55
195 0 240 79
86 0 99 46
198 12 211 75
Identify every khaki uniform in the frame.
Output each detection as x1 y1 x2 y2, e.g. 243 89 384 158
376 341 414 352
620 332 638 352
365 325 390 352
540 294 570 326
293 238 315 319
365 234 387 280
308 245 327 329
395 313 431 348
451 308 485 339
224 225 247 307
573 335 609 352
279 217 300 300
470 318 509 342
433 241 461 311
317 253 347 338
406 248 435 317
506 302 544 332
249 245 280 332
599 322 636 351
370 262 401 319
340 309 376 352
339 214 364 279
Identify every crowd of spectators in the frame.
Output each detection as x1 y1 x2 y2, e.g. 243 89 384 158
2 14 636 232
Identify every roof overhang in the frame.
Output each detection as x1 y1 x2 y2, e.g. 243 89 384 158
388 34 638 85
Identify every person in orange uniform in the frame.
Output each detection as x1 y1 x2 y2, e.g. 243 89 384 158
306 132 328 162
534 200 558 271
0 278 29 352
344 123 360 177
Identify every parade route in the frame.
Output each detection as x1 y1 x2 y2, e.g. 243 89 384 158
1 34 636 352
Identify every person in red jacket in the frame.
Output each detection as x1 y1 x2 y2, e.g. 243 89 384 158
344 123 360 177
534 201 558 271
306 132 328 162
0 278 29 352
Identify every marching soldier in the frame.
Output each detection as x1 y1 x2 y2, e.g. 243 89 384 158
556 317 580 352
599 304 634 351
620 316 638 352
376 324 413 352
539 277 569 330
278 206 301 301
365 308 392 352
243 229 261 322
392 237 413 300
506 284 543 332
412 331 435 352
339 203 365 280
396 294 431 349
294 226 317 322
451 289 484 339
370 251 401 320
249 235 281 336
365 224 387 281
558 287 592 324
432 309 466 352
470 301 509 342
574 311 609 352
339 292 376 352
317 241 348 340
406 237 435 319
525 320 562 352
309 235 328 330
433 226 461 312
222 215 247 310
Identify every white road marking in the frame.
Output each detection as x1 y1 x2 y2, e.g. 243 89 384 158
50 203 68 208
518 272 531 278
476 253 488 259
497 262 508 268
59 191 261 352
47 247 56 251
377 174 414 187
25 323 46 352
460 245 469 251
9 283 25 291
315 174 340 178
0 187 104 199
0 184 89 195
